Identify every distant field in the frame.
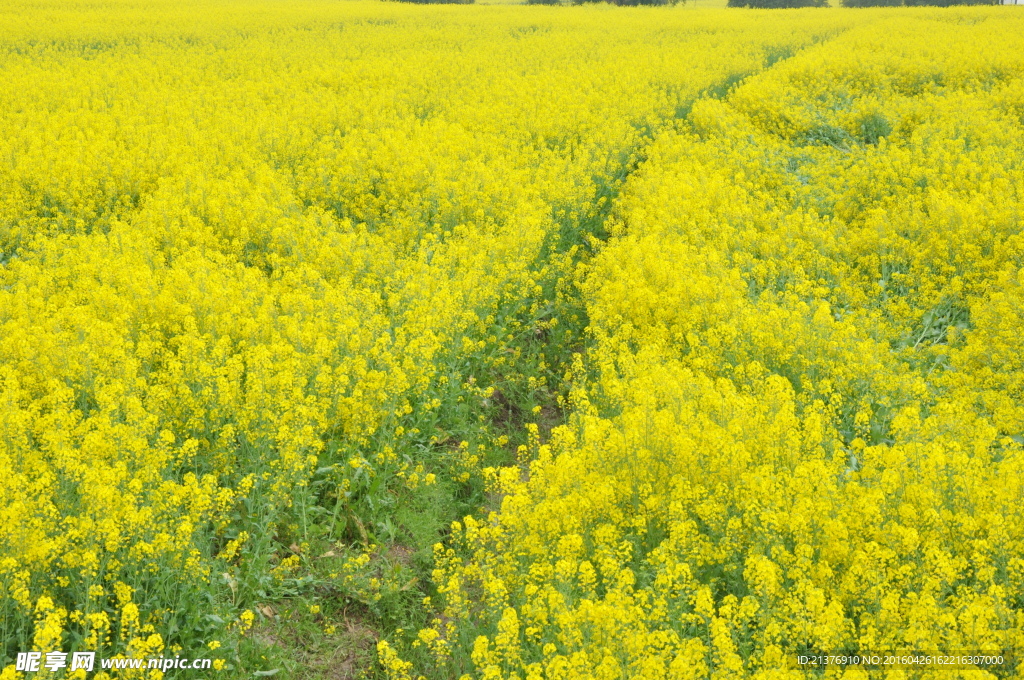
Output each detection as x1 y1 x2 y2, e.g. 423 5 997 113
476 0 730 5
2 3 1023 679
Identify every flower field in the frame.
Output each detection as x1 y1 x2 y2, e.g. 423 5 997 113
1 2 1023 679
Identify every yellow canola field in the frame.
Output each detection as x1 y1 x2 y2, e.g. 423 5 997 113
0 1 859 676
423 10 1024 680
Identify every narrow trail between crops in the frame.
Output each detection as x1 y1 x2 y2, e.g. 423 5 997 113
506 25 850 447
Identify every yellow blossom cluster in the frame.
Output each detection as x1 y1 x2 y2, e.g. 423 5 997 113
423 9 1024 680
